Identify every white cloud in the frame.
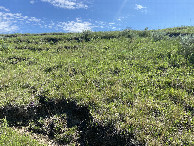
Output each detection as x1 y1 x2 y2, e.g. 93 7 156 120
109 22 115 25
0 21 18 33
0 6 10 12
135 4 146 10
0 8 43 33
0 11 41 23
93 20 121 31
30 0 35 4
41 0 88 9
57 18 92 32
27 17 41 23
0 5 118 33
0 6 94 33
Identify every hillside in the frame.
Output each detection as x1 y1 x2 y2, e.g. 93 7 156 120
0 27 193 145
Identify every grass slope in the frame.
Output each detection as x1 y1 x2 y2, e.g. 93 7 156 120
0 27 194 145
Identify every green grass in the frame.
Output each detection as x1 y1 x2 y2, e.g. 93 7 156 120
0 118 44 145
160 26 194 34
0 27 194 145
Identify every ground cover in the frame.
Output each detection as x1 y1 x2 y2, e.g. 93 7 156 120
0 27 193 145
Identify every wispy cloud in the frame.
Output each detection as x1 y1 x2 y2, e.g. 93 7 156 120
0 7 43 33
135 4 147 14
0 21 18 33
30 0 35 4
93 20 122 31
57 18 92 32
0 5 119 33
57 19 119 32
0 12 19 33
0 6 96 33
135 4 146 10
0 12 42 24
40 0 88 9
0 6 10 12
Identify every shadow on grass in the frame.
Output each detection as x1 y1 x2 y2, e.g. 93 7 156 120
0 95 140 146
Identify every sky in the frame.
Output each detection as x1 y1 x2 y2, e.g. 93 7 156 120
0 0 194 33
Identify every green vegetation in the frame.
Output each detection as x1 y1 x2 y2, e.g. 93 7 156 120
160 26 194 34
0 26 193 145
0 118 44 145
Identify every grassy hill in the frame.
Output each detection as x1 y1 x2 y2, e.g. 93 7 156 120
0 27 193 145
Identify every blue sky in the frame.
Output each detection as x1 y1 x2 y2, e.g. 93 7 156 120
0 0 193 33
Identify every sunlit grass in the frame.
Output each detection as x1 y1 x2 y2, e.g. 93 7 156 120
0 27 193 145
